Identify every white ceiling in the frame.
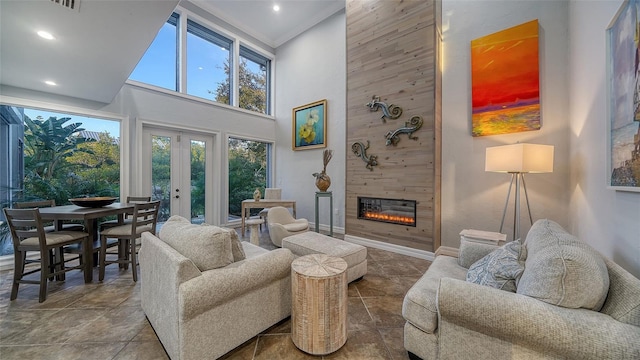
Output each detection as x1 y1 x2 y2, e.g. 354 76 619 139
0 0 345 105
193 0 345 48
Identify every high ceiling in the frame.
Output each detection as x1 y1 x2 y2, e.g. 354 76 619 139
0 0 345 105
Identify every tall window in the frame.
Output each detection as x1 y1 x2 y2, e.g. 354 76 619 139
238 46 270 114
129 13 179 91
186 20 232 104
0 106 121 256
128 10 273 115
228 137 271 221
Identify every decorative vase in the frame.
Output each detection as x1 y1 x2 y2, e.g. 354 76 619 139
253 188 261 201
312 149 333 192
315 172 331 192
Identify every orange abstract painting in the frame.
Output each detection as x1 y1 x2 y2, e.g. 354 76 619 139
471 20 540 137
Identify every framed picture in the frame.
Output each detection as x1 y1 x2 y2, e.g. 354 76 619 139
471 19 541 137
607 0 640 192
292 99 327 150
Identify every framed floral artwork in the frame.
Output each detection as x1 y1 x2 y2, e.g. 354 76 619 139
292 99 327 150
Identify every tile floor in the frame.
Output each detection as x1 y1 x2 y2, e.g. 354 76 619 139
0 230 431 360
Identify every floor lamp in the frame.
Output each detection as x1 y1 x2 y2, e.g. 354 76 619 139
485 143 554 241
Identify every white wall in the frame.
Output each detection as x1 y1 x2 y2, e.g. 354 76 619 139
569 0 640 277
274 10 346 230
441 1 571 245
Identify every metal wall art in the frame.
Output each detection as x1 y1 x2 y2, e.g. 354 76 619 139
385 115 423 146
352 141 378 171
365 95 403 122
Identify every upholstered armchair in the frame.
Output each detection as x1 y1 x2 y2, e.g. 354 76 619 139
267 206 309 247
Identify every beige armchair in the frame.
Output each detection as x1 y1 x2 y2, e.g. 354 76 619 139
267 206 309 247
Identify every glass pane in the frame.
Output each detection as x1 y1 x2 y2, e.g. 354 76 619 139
239 52 268 114
151 135 171 222
187 26 231 103
129 19 178 91
228 138 268 221
190 140 206 224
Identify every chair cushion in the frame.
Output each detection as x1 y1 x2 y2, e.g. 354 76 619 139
518 219 610 311
159 216 233 271
466 240 526 293
22 231 89 246
282 220 308 232
101 224 153 236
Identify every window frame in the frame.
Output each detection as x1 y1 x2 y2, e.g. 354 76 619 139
128 7 275 116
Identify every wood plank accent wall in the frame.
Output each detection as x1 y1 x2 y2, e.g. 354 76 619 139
345 0 441 252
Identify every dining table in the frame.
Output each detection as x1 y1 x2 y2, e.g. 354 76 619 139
241 199 296 236
38 202 135 282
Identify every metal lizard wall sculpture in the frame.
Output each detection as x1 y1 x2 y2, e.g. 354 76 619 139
365 95 403 122
385 115 423 146
351 140 378 171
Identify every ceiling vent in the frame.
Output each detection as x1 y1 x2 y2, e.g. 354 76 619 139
50 0 79 11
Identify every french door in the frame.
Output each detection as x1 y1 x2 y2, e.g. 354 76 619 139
142 127 214 224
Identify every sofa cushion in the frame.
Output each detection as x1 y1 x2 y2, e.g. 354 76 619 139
159 216 233 271
202 224 246 262
518 219 609 311
466 240 526 292
282 221 308 232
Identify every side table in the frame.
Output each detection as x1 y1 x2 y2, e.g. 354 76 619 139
314 191 333 236
291 254 347 355
245 218 264 246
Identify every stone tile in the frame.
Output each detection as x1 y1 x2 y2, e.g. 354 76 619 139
324 329 392 359
355 274 407 297
367 247 405 262
5 283 100 311
219 338 257 360
0 309 59 344
113 340 170 360
263 317 291 335
379 327 411 360
132 320 159 342
362 297 406 329
364 261 388 278
375 260 424 277
347 297 375 331
69 306 148 343
348 281 361 297
0 343 127 360
67 283 136 309
253 334 316 360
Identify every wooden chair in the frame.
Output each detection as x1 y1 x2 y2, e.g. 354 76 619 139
100 196 152 229
99 200 160 282
3 207 91 302
14 200 84 232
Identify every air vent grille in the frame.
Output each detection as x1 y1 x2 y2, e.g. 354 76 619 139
50 0 78 11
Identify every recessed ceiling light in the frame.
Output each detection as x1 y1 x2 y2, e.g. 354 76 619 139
273 4 280 12
37 31 55 40
44 80 57 86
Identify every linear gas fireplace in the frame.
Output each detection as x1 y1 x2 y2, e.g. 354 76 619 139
358 196 416 227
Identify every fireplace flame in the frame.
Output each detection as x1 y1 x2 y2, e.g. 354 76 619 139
362 211 415 225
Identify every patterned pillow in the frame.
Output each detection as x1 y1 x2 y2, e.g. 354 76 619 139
466 240 527 292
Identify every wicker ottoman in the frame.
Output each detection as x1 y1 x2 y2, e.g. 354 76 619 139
282 231 367 283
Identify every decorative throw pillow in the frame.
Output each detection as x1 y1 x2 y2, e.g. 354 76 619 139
201 223 246 262
159 215 234 271
518 219 609 311
466 240 526 292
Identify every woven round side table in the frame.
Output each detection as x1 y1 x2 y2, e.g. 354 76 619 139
291 253 348 355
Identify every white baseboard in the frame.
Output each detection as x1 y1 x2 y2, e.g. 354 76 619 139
344 234 435 261
434 246 459 258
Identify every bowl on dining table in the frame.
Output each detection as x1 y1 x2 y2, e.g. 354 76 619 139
69 197 117 208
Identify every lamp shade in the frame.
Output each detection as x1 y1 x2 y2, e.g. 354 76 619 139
485 143 554 173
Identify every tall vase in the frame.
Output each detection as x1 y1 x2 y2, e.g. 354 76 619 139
315 171 331 192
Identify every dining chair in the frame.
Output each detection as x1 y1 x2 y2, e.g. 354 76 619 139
3 207 91 303
99 196 151 230
99 200 160 282
14 200 85 232
258 188 282 230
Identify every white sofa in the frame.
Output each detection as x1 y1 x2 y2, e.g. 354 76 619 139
139 216 294 360
403 219 640 359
